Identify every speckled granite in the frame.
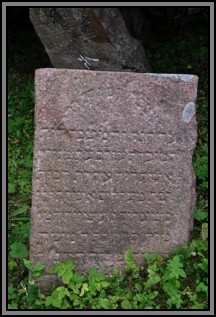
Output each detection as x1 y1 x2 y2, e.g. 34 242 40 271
30 69 198 292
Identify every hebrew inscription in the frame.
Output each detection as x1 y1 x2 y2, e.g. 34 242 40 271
30 69 198 292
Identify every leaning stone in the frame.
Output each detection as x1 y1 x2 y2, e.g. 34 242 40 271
29 8 151 72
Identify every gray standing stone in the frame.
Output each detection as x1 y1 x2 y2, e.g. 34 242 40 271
29 8 151 72
30 69 198 292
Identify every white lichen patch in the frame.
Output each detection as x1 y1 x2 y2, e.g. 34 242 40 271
182 102 196 123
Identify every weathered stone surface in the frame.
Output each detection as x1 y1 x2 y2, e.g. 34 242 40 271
29 8 151 72
30 69 198 292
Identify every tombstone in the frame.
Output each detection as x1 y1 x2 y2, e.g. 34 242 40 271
30 69 198 292
29 8 151 72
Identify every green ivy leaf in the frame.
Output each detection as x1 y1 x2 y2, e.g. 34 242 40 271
100 281 110 288
9 242 27 259
89 267 106 282
51 297 62 308
121 299 132 309
70 272 86 284
95 282 101 292
64 259 75 271
62 271 73 284
80 283 89 297
33 263 45 273
32 264 45 277
68 281 82 294
50 262 65 276
51 286 68 300
50 262 60 274
23 259 32 270
98 298 111 309
45 296 53 307
61 298 70 309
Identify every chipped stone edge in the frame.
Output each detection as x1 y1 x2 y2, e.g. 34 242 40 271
145 73 198 82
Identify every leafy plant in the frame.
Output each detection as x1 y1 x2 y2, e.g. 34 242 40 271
9 242 28 259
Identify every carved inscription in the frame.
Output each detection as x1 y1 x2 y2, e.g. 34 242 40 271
33 127 177 247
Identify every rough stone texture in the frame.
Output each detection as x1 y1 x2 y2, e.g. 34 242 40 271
30 69 198 292
29 8 151 72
